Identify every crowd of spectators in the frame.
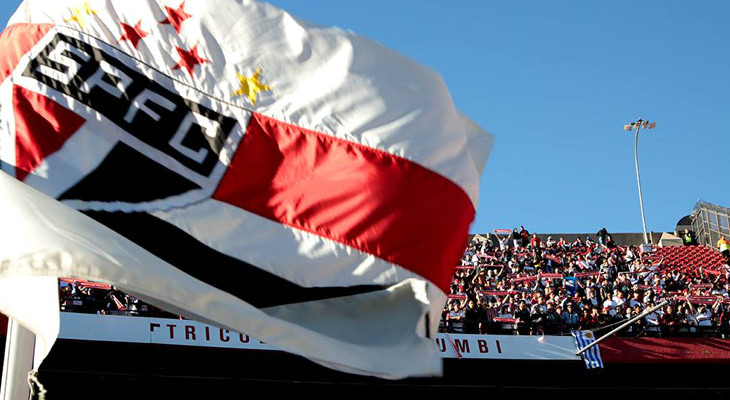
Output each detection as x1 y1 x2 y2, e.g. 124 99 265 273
56 225 730 340
59 279 178 319
442 226 730 338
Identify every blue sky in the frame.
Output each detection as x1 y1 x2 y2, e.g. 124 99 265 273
1 1 728 236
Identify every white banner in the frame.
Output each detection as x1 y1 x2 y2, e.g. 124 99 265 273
58 313 580 361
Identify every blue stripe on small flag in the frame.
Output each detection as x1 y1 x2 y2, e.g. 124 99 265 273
572 330 604 369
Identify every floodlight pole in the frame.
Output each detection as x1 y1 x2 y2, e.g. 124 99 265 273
624 118 656 246
634 123 649 245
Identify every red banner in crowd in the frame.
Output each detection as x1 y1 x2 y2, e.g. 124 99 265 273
60 278 112 290
480 290 509 297
636 285 662 293
111 294 127 310
690 283 713 289
77 282 112 290
493 317 517 324
512 276 538 283
677 295 722 305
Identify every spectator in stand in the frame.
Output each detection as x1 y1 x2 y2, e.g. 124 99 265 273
628 291 643 309
463 298 481 334
510 228 521 248
620 306 644 337
561 303 581 329
612 289 627 308
597 227 609 247
59 285 75 312
471 270 489 291
677 303 696 334
718 236 730 261
585 236 595 248
497 304 516 334
582 287 602 309
645 302 663 329
499 235 509 251
713 301 730 336
598 306 617 328
660 304 682 336
682 229 695 246
583 306 600 329
519 226 530 247
530 233 542 250
625 246 638 264
687 301 714 330
543 302 561 334
530 304 545 335
482 298 500 334
447 301 466 333
530 249 544 270
632 303 646 319
713 282 730 298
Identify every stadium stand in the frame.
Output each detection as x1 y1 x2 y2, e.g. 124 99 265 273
56 227 730 339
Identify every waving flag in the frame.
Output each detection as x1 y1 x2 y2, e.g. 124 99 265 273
572 330 604 369
0 0 492 379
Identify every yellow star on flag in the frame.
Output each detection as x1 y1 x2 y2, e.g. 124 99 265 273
232 68 271 106
65 2 97 28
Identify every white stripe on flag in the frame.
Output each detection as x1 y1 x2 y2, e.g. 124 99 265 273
0 172 443 378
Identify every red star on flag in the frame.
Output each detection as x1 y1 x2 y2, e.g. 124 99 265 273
173 44 209 78
159 1 192 33
119 21 148 49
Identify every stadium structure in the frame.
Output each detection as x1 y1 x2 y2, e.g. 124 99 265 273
2 201 730 397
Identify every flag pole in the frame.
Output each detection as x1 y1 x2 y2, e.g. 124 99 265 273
1 318 35 400
576 300 668 356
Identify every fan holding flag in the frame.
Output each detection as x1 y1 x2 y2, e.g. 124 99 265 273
0 0 493 389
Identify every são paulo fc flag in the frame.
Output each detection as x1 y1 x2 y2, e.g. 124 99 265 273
0 0 493 379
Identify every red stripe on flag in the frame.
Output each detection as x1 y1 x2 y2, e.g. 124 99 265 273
214 113 475 292
13 85 86 180
0 23 53 83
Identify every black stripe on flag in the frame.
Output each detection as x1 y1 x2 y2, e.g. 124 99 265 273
82 211 383 308
60 143 202 203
